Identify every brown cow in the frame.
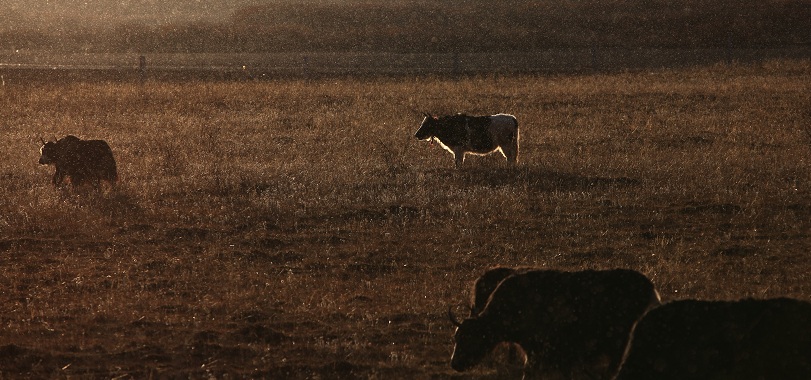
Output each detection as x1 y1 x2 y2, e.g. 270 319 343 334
39 135 117 190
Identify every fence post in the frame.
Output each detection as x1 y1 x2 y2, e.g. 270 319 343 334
590 46 599 71
725 37 734 64
138 55 147 83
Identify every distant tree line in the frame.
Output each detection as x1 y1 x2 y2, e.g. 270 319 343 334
3 0 810 53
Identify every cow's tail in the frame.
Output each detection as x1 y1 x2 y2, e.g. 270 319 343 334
513 116 519 144
509 116 519 164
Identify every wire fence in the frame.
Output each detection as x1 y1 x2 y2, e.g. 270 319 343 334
1 48 809 81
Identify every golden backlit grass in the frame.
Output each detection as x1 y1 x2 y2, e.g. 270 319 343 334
0 60 810 377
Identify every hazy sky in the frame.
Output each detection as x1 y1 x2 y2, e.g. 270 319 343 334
1 0 263 29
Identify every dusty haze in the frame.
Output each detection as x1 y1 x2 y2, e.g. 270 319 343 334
1 1 809 53
1 0 257 27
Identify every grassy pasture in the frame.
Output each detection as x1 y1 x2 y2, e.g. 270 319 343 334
0 60 810 378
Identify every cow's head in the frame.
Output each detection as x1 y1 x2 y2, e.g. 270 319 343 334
39 135 81 165
38 138 59 165
414 113 440 141
449 307 497 372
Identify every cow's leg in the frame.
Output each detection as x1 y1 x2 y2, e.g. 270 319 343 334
56 173 70 188
52 167 65 187
509 123 520 165
503 144 518 165
70 174 85 190
55 176 73 195
100 179 116 194
453 149 466 168
503 136 519 165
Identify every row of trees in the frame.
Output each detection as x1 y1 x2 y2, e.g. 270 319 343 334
3 0 810 53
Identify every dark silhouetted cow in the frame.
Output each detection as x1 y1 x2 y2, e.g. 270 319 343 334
614 297 811 380
415 113 518 168
450 269 660 380
466 267 529 377
39 135 118 190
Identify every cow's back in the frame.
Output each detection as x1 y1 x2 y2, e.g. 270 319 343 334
488 114 518 139
75 140 117 183
483 269 658 379
486 269 658 320
616 298 811 380
465 116 496 151
471 267 519 316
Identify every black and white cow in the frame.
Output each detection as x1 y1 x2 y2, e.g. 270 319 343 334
614 297 811 380
449 269 660 379
415 113 518 168
39 135 118 190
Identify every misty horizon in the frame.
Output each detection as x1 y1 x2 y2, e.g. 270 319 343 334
1 1 809 54
1 0 264 29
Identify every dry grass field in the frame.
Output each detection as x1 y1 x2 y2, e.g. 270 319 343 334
1 60 810 378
